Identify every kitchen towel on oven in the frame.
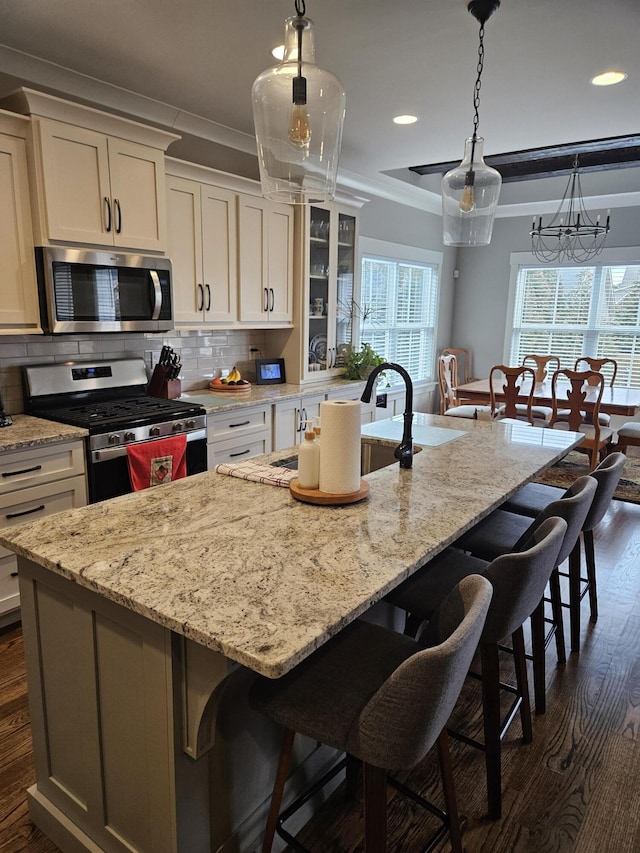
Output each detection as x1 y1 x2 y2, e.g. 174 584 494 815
215 460 297 487
127 435 187 491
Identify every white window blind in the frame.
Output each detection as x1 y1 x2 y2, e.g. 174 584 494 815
509 263 640 388
360 252 439 382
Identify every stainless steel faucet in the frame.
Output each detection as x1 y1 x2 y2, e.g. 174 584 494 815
361 362 414 469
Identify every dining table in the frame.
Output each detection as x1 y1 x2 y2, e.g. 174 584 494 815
457 377 640 417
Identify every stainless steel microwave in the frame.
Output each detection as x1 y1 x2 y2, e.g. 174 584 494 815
35 246 174 334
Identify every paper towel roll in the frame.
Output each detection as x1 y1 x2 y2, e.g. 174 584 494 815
319 399 361 494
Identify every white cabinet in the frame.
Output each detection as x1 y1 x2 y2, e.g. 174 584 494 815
238 195 293 325
374 388 407 421
167 176 237 325
273 394 325 451
207 405 272 468
0 439 87 626
0 112 40 334
326 385 376 425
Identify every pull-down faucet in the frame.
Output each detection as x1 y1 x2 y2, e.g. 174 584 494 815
361 362 414 469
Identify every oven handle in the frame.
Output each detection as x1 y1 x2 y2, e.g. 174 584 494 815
149 270 162 320
91 429 206 463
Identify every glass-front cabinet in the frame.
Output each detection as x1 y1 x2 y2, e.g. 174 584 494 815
306 204 357 379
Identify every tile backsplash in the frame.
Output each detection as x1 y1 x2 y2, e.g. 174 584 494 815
0 328 270 414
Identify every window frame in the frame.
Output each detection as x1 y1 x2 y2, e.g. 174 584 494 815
359 237 442 386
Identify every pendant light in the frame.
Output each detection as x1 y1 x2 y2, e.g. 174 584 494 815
252 0 346 204
442 0 502 246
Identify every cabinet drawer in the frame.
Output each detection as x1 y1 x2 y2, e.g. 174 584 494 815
207 435 271 468
0 441 86 496
0 474 88 560
208 407 271 442
0 552 19 616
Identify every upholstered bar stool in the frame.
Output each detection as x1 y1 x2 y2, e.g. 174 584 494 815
502 453 625 653
452 476 597 712
250 575 493 853
388 517 566 820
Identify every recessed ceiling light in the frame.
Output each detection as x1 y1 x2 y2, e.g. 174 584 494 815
591 71 627 86
272 45 285 60
393 115 418 125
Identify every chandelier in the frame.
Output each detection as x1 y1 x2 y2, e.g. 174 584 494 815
530 156 611 263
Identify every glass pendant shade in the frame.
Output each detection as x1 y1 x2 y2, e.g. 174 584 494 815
442 137 502 246
252 15 346 204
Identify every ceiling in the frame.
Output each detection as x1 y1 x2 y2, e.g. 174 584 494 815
0 0 638 214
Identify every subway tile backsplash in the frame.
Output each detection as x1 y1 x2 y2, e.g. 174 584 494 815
0 328 269 414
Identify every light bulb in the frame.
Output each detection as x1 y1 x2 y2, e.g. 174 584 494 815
288 102 311 147
460 184 475 213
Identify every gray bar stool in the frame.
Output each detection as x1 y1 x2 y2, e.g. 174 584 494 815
250 575 492 853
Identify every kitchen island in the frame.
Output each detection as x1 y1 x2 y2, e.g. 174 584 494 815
0 414 583 853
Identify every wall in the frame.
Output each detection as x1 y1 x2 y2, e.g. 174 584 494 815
451 205 640 379
0 328 267 414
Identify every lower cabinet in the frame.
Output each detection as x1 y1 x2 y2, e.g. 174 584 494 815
0 439 87 625
374 387 407 421
272 394 325 452
207 405 272 468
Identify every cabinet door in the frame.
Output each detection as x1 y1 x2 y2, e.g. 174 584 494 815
167 177 204 324
201 185 237 323
108 137 166 251
0 133 40 332
267 203 293 322
273 395 323 451
38 119 111 245
238 195 268 323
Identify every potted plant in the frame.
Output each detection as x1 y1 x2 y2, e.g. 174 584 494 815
342 342 385 380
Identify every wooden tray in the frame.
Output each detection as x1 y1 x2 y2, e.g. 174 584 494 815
289 478 370 505
209 382 252 392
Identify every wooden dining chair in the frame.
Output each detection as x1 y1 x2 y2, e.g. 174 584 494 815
616 421 640 455
522 354 560 384
548 369 614 470
441 347 475 384
438 353 485 418
489 364 550 424
572 358 618 426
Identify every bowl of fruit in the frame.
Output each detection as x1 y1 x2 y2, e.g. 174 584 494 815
209 367 251 392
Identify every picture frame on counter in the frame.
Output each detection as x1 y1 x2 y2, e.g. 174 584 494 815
255 358 286 385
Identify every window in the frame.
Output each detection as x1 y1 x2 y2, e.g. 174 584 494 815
508 256 640 388
359 238 441 383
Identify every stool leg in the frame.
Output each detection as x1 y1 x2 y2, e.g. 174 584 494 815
512 626 533 743
531 600 546 715
262 727 295 853
345 753 360 800
549 567 566 665
363 763 387 852
584 529 598 622
569 538 582 653
480 642 502 820
436 730 463 853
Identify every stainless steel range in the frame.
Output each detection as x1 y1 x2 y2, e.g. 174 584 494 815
23 359 207 503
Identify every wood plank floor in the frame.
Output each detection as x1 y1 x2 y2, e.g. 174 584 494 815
1 498 639 852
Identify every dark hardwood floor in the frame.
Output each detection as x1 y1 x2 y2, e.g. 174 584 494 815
2 498 640 852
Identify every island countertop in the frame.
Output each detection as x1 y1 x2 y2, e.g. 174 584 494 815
0 414 582 678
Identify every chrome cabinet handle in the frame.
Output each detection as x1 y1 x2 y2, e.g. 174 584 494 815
114 198 122 234
197 284 204 311
269 288 275 311
205 284 211 311
104 197 112 232
149 270 162 320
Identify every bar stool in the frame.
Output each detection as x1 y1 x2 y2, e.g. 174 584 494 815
387 517 566 819
250 575 493 853
502 452 625 652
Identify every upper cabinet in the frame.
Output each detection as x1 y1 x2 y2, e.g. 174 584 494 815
238 195 293 326
0 111 40 334
167 175 237 325
1 88 178 253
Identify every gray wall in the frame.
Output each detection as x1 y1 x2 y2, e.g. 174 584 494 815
452 205 640 379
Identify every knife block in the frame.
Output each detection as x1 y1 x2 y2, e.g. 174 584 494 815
148 364 182 399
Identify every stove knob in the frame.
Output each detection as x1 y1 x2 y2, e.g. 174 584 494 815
185 419 196 429
149 426 161 437
108 433 120 445
172 422 183 432
124 431 135 442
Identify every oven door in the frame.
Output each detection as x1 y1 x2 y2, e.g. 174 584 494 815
88 431 207 503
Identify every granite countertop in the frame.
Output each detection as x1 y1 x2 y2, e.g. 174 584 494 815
181 378 367 413
0 414 88 453
0 414 583 678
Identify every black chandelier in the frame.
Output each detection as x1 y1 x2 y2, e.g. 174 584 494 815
530 156 611 263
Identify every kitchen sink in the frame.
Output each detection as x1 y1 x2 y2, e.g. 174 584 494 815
270 440 422 475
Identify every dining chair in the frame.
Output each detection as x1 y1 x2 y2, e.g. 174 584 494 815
452 475 597 713
438 353 487 418
522 354 561 384
615 421 640 455
441 347 475 384
250 575 493 853
489 363 551 424
548 368 614 470
387 517 566 820
501 452 626 653
573 357 618 426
